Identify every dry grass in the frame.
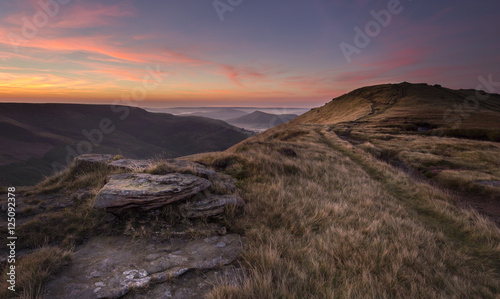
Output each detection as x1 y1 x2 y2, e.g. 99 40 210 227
30 160 125 195
6 88 500 298
355 133 500 200
0 162 121 298
0 246 72 299
199 124 500 298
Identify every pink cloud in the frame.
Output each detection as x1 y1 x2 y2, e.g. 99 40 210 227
3 0 135 28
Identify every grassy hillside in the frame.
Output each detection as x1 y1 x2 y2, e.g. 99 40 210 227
188 122 500 298
293 82 500 134
0 103 251 186
290 82 500 220
3 83 499 298
192 83 500 297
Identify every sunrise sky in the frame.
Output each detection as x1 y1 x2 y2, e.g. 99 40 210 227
0 0 499 108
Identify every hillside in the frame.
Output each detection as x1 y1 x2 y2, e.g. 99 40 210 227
190 82 500 297
0 103 251 186
226 111 298 131
293 82 500 135
2 83 500 298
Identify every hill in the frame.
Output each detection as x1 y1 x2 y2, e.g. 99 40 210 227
293 82 500 137
226 110 298 131
0 103 251 185
2 83 500 298
188 82 500 297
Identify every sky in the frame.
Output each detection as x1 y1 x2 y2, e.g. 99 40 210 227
0 0 499 108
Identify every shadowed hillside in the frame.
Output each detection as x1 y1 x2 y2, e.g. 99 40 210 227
0 103 252 186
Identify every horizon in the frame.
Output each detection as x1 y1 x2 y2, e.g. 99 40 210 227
1 1 499 107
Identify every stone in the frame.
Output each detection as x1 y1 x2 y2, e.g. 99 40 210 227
165 159 218 180
44 234 243 299
93 173 211 211
109 159 152 171
180 195 244 218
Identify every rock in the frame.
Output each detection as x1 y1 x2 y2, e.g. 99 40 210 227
44 234 243 299
165 159 218 180
74 154 115 168
94 173 211 211
109 159 152 171
180 195 244 218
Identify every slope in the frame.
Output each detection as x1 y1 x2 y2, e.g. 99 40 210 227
0 103 251 185
292 82 500 137
188 120 500 298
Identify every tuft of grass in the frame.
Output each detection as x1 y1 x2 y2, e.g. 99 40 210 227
0 246 72 299
441 128 500 142
30 161 125 195
146 162 178 175
18 201 108 250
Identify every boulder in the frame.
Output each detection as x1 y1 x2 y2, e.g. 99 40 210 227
109 159 151 171
164 159 218 180
93 173 211 211
180 195 244 218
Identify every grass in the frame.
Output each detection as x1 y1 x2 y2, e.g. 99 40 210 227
197 123 500 298
5 83 500 297
354 133 500 201
0 162 121 298
2 155 242 298
0 246 72 299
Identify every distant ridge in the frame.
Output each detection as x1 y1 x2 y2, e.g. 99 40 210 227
227 110 298 130
0 103 251 185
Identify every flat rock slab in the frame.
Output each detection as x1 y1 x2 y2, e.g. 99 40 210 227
180 195 244 218
109 159 152 171
93 173 211 211
163 159 218 180
124 266 245 299
44 234 243 299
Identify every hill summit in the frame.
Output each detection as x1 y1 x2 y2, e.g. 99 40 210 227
293 82 500 140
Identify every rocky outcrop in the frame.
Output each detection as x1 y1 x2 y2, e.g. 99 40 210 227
162 159 218 180
109 159 151 171
180 195 244 218
44 234 244 299
18 154 246 298
88 154 243 217
74 154 218 179
93 173 211 211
